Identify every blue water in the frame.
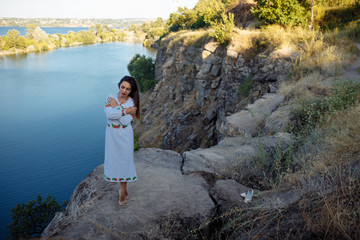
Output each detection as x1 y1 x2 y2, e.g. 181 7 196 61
0 26 90 36
0 42 156 239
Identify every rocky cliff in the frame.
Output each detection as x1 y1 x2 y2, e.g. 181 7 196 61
136 30 292 153
41 91 298 239
41 30 301 239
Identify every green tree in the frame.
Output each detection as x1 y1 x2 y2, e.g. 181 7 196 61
7 194 67 239
196 0 226 26
77 30 96 44
6 29 20 49
129 24 141 32
0 36 3 50
95 24 103 35
25 24 37 39
251 0 310 26
167 0 227 31
127 54 156 92
167 7 197 31
17 36 30 49
153 17 165 28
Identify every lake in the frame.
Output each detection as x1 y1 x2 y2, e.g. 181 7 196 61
0 42 157 239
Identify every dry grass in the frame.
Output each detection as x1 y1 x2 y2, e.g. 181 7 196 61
299 166 360 240
228 24 357 74
281 104 360 186
206 105 360 239
137 118 167 148
165 30 210 49
228 28 262 59
264 25 355 76
317 105 360 168
279 71 329 101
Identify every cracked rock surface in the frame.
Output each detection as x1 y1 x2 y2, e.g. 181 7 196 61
41 148 215 240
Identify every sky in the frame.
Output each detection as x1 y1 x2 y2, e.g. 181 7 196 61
0 0 199 19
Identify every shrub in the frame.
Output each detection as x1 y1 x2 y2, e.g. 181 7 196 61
251 0 310 26
209 12 235 45
7 194 67 239
237 77 253 97
40 42 49 51
318 3 360 30
290 81 360 136
345 19 360 40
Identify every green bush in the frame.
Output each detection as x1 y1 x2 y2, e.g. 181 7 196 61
316 0 358 7
251 0 310 26
291 81 360 136
127 54 157 92
40 42 49 51
346 19 360 40
238 77 253 97
318 3 360 30
209 12 235 45
7 194 67 239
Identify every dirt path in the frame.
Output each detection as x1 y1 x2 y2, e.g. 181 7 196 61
343 43 360 82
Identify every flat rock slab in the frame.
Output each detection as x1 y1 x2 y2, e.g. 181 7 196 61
182 144 257 179
182 133 293 179
220 94 285 137
42 148 215 240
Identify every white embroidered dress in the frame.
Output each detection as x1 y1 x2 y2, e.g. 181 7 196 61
104 94 137 182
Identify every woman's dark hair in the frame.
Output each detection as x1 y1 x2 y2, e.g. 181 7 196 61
118 76 141 120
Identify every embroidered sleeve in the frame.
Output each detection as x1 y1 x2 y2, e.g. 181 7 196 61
118 105 134 126
104 95 123 120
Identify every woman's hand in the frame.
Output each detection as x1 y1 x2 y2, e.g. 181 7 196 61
126 107 137 115
107 97 118 108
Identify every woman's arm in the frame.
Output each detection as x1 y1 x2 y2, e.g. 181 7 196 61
104 97 136 125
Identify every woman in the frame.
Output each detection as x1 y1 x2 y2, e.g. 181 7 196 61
104 76 140 206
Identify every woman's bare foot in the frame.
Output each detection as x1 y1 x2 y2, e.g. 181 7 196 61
125 189 129 200
118 189 127 206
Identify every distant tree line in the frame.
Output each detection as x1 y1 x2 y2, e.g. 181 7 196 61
0 24 127 53
129 17 169 47
0 17 150 28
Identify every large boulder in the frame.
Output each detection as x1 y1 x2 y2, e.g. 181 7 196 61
41 148 215 240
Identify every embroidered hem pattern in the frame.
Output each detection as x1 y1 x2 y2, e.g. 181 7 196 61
107 123 128 129
104 174 137 182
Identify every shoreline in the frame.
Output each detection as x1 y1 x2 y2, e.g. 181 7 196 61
0 29 148 56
